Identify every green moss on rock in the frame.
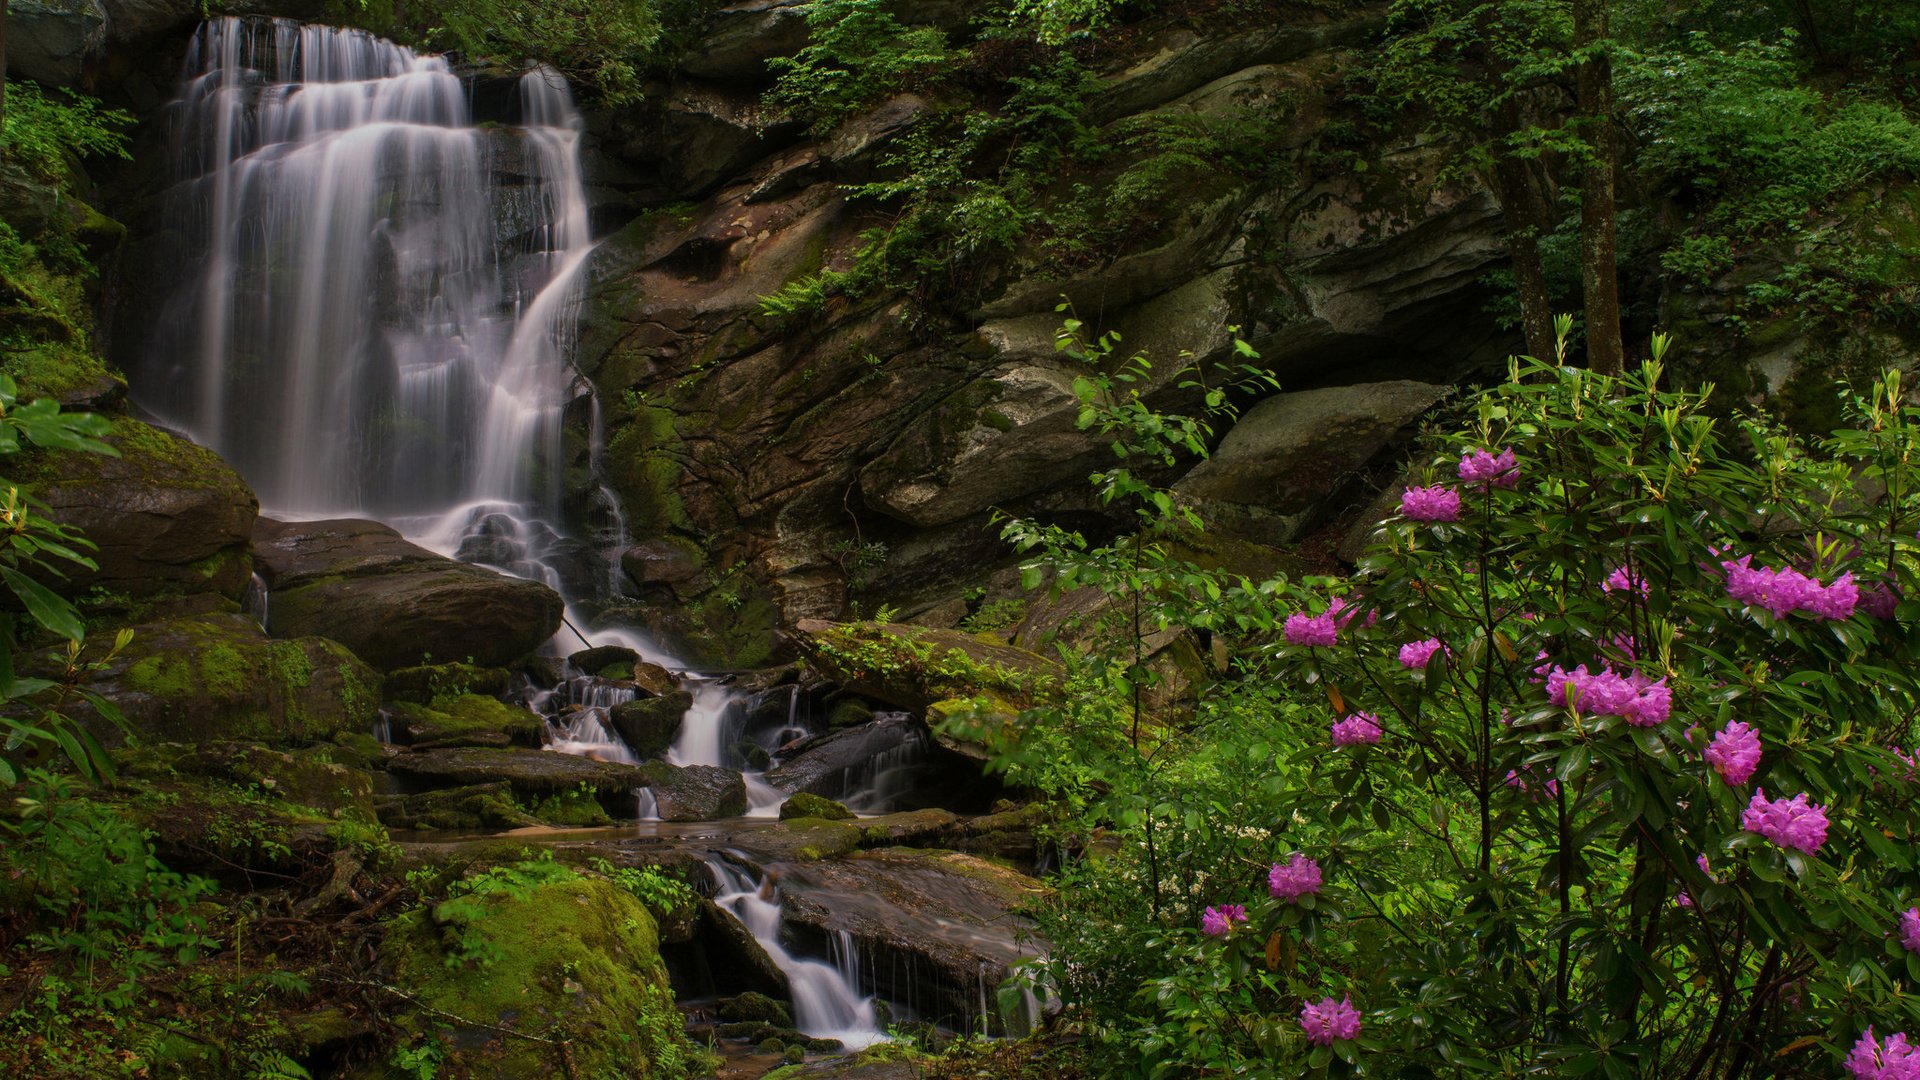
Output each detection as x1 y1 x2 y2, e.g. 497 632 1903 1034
380 866 700 1078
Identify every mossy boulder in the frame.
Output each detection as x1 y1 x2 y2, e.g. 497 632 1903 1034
383 662 512 704
778 791 854 821
253 517 563 670
719 990 794 1028
386 747 647 810
609 691 691 759
17 416 257 604
380 866 697 1078
389 694 544 749
167 741 376 816
373 782 541 832
35 611 379 748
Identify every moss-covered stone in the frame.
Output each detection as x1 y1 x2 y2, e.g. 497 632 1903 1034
383 662 512 704
792 619 1058 715
380 866 700 1078
374 782 542 832
168 742 377 817
609 691 691 758
778 791 855 822
389 694 544 749
37 611 379 748
719 990 794 1028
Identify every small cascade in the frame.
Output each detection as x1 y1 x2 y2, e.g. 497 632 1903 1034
526 663 640 764
635 788 660 821
371 709 393 744
840 716 932 814
706 858 884 1049
240 572 270 630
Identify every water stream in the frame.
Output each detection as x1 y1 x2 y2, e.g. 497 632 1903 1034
706 857 884 1048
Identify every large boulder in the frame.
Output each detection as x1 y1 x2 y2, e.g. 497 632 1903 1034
637 760 748 821
252 517 564 670
609 690 691 759
35 611 379 748
388 694 544 750
7 0 106 85
386 746 648 799
1173 380 1448 545
778 848 1046 1034
381 867 693 1077
19 417 257 603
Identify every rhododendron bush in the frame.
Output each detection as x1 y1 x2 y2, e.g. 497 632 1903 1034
999 326 1920 1077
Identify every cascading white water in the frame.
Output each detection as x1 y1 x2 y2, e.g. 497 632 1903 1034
706 858 884 1048
144 17 585 526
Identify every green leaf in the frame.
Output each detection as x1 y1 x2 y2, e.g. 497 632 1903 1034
1 567 84 642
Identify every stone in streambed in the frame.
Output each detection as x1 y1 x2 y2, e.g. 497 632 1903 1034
636 760 747 821
609 691 691 759
252 517 563 670
387 746 646 800
372 782 541 832
778 792 853 821
569 644 640 678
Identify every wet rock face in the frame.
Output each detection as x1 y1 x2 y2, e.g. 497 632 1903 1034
19 417 257 604
387 746 648 801
252 517 564 670
8 0 108 85
610 690 693 758
763 714 923 798
778 848 1047 1033
639 760 749 821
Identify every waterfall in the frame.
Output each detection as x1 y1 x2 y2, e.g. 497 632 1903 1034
706 858 884 1048
143 17 586 527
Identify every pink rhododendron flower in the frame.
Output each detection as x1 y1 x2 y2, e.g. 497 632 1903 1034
1284 610 1338 647
1269 854 1323 902
1704 721 1762 786
1546 664 1671 726
1901 908 1920 956
1399 638 1444 670
1457 448 1519 489
1504 767 1558 800
1299 995 1362 1046
1863 580 1902 620
1201 904 1246 937
1723 555 1859 620
1401 485 1461 522
1742 788 1830 854
1330 712 1383 747
1604 565 1650 597
1847 1027 1920 1080
1327 596 1378 630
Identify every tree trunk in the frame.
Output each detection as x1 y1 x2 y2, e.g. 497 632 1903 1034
1488 98 1557 362
1574 0 1625 376
2 0 10 162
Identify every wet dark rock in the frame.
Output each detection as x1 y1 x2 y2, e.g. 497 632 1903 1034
698 897 791 998
610 691 692 759
779 848 1046 1033
374 782 542 832
637 760 748 821
570 644 641 677
388 747 647 801
253 517 563 670
763 714 921 797
383 662 512 704
9 0 106 85
718 990 792 1028
18 417 256 603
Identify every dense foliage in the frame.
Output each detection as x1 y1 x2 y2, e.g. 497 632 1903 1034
997 323 1920 1077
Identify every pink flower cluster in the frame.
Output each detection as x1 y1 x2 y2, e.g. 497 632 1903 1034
1269 854 1322 902
1285 610 1338 647
1504 767 1559 800
1399 638 1445 670
1704 721 1762 786
1299 995 1362 1046
1401 485 1461 522
1741 788 1830 854
1846 1028 1920 1080
1604 565 1649 597
1331 712 1383 747
1201 904 1247 937
1458 448 1519 489
1902 907 1920 955
1545 664 1673 726
1722 556 1859 620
